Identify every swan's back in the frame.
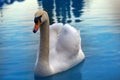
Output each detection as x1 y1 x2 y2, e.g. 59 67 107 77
49 23 63 55
49 23 85 73
56 24 80 56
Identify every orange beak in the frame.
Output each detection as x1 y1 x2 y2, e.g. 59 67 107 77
33 20 41 33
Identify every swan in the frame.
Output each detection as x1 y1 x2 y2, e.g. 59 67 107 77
33 10 85 77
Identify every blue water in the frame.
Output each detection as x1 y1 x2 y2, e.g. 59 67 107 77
0 0 120 80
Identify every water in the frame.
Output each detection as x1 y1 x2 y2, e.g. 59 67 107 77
0 0 120 80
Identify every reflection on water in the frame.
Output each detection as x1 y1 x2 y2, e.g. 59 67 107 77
35 61 84 80
0 0 37 80
0 0 25 22
37 0 84 24
0 0 120 80
0 0 24 7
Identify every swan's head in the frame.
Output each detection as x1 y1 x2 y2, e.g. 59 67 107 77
33 10 48 33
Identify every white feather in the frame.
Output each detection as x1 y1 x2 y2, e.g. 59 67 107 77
49 23 85 73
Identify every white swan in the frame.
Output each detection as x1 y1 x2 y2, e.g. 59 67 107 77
33 10 85 77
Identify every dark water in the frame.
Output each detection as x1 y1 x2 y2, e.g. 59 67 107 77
0 0 120 80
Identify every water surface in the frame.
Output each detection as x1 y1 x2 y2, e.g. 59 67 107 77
0 0 120 80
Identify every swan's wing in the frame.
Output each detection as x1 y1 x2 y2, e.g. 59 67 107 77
56 24 82 59
49 23 63 55
50 24 85 72
50 23 63 34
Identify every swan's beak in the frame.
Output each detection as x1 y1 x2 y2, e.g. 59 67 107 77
33 20 41 33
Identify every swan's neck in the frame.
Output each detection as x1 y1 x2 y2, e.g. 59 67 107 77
39 20 49 64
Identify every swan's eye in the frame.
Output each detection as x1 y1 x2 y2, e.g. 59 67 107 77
34 15 42 24
34 18 38 24
34 17 38 24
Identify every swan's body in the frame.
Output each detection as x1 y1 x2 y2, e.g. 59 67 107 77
33 10 85 77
